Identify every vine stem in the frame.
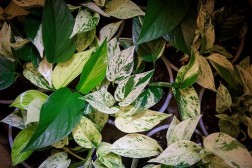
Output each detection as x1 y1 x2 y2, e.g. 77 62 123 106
0 99 14 104
63 147 85 161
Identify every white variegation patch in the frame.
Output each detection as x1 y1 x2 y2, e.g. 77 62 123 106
70 9 100 38
216 83 232 113
38 152 71 168
72 116 102 148
33 24 44 58
204 133 252 168
115 109 170 133
105 0 144 19
111 134 162 158
52 48 95 89
149 140 202 167
38 57 52 86
25 98 43 126
107 46 135 84
1 113 24 129
107 37 120 61
99 21 122 43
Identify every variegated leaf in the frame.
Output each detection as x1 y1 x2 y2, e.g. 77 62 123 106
238 56 250 70
83 90 119 114
149 140 202 167
107 46 135 84
25 98 43 126
4 1 29 19
99 21 123 43
208 156 233 168
13 0 44 7
107 37 120 61
70 9 100 38
76 29 96 52
105 0 144 19
204 133 252 168
246 117 252 139
236 65 252 95
1 113 24 129
82 2 109 17
93 159 108 168
216 83 232 113
166 115 201 146
210 45 233 58
10 38 30 49
52 137 69 149
38 58 52 86
52 48 95 89
0 22 14 61
115 109 170 133
93 0 105 7
32 24 44 58
111 134 162 158
143 165 161 168
10 90 48 110
23 63 51 90
72 116 102 148
115 70 154 106
196 54 216 91
96 142 125 168
207 53 234 71
38 152 71 168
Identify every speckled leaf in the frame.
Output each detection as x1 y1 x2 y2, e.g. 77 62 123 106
166 115 201 146
105 0 144 19
115 109 170 133
0 22 14 61
175 53 199 89
93 159 107 168
52 137 69 149
52 48 95 89
4 1 29 19
13 0 44 7
1 113 24 129
25 98 43 126
76 29 96 52
210 45 233 58
72 116 102 148
196 54 216 91
83 90 119 114
82 2 109 17
96 142 125 168
115 70 154 106
208 156 232 168
216 84 232 113
143 165 161 168
204 133 252 168
32 24 44 58
10 90 47 110
107 37 120 62
38 58 52 86
149 140 202 167
11 125 36 166
70 9 100 38
111 134 162 158
38 152 71 168
207 53 234 71
99 21 123 43
93 0 105 7
107 46 135 84
172 87 200 120
235 65 252 95
23 63 51 90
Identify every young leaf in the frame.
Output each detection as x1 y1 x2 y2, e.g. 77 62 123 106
52 48 95 89
70 9 100 38
25 98 43 126
115 109 171 133
76 29 96 52
10 90 48 110
166 115 201 146
83 90 119 114
42 0 76 63
0 22 14 61
96 142 124 168
105 0 144 19
111 134 163 158
216 83 232 113
38 152 71 168
99 21 123 43
204 133 252 168
13 0 44 7
196 54 216 91
11 125 36 166
106 46 135 84
172 87 200 120
38 57 52 86
114 70 154 106
1 113 24 129
137 0 192 44
76 40 108 94
149 140 202 167
23 62 51 90
23 88 85 151
72 116 102 148
0 56 15 90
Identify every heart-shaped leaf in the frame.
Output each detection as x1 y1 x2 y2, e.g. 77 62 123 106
99 21 122 43
1 113 24 129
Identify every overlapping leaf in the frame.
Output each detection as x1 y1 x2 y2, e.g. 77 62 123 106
38 152 71 168
99 21 123 43
216 83 232 113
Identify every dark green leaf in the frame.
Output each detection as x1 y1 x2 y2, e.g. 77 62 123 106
137 0 192 44
76 40 108 94
11 125 36 166
23 87 85 151
163 6 196 55
42 0 76 63
0 56 15 90
24 16 41 40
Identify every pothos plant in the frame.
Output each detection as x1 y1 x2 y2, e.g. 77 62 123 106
0 0 251 168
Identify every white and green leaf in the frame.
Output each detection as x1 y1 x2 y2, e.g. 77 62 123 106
52 137 69 149
149 140 202 167
82 2 109 17
216 83 232 113
76 29 96 52
111 134 162 158
25 98 43 126
0 22 14 61
99 21 123 43
72 116 102 148
115 109 171 133
1 112 24 129
207 53 234 71
32 24 44 58
38 152 71 168
38 58 52 86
